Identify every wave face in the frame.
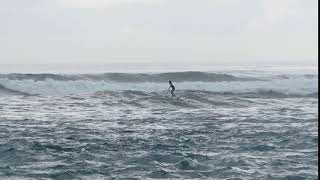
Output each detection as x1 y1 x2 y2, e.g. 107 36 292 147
0 71 317 97
0 83 29 96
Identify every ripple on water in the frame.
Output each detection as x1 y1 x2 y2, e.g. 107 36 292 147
0 95 317 179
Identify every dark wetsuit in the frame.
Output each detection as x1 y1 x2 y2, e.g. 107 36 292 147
169 81 175 97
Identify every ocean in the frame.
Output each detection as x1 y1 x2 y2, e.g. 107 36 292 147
0 65 318 179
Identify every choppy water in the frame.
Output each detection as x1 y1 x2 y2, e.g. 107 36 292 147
0 68 318 179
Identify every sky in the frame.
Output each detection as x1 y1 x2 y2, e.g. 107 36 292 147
0 0 318 66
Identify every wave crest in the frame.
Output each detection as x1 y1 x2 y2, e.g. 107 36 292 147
0 72 254 82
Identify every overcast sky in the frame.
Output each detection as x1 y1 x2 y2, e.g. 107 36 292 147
0 0 318 65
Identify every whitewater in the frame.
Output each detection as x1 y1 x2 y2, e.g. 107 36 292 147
0 66 318 179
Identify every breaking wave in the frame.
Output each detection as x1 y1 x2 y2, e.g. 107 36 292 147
0 72 317 98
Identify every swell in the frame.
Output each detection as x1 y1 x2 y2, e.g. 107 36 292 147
0 72 256 82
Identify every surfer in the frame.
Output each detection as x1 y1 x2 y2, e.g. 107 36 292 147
168 81 175 97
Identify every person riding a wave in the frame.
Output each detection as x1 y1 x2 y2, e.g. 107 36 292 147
168 81 175 97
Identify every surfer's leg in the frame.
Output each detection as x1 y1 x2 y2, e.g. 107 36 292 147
171 91 175 97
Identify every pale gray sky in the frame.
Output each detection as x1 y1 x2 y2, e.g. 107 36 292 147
0 0 318 65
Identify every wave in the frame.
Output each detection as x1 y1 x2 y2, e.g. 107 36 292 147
0 83 29 96
0 72 317 97
0 72 256 82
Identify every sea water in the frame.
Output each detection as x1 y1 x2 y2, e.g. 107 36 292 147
0 65 318 179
